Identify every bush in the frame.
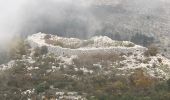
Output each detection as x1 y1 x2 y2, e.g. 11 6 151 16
112 81 127 90
33 47 41 57
144 45 158 56
45 39 64 47
157 58 162 63
44 34 51 39
130 69 154 89
33 46 48 57
35 82 50 93
40 46 48 54
9 38 27 59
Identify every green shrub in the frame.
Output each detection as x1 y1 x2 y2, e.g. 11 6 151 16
35 82 49 93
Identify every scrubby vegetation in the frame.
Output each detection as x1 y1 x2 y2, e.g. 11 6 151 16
1 58 170 100
45 39 64 47
144 45 159 56
0 40 169 100
0 37 30 64
8 37 28 59
43 34 135 49
1 35 170 100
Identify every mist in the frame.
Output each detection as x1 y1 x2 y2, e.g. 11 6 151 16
0 0 23 46
19 0 102 39
0 0 170 46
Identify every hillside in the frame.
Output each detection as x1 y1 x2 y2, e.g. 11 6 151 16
19 33 170 79
0 33 170 99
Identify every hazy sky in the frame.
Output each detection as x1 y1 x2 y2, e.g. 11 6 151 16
0 0 26 42
0 0 93 42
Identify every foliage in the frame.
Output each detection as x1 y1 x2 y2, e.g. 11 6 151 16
45 39 64 47
9 37 27 59
130 69 154 89
33 46 48 57
131 33 154 47
1 60 170 100
44 34 51 39
1 40 170 100
40 46 48 54
35 82 50 93
144 45 158 56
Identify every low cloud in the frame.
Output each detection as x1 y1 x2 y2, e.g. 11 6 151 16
0 0 169 45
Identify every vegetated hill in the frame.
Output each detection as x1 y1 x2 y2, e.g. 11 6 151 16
0 33 170 99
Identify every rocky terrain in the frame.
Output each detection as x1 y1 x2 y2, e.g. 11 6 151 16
13 33 170 79
0 33 170 99
27 33 145 57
